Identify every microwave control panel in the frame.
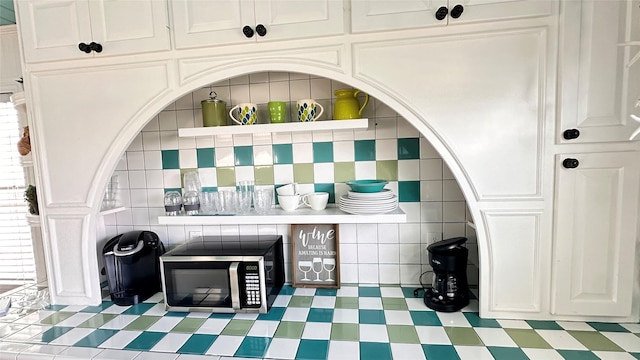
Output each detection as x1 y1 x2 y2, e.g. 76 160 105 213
243 262 261 307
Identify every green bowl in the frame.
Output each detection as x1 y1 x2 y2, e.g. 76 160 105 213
346 180 388 193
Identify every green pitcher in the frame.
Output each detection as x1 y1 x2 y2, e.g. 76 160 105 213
333 89 369 120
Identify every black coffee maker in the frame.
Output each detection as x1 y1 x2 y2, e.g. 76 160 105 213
424 237 469 312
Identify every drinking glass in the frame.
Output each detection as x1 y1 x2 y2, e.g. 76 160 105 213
312 257 323 281
164 191 182 216
323 258 336 282
102 175 118 210
298 261 312 281
234 190 252 215
183 171 201 193
215 191 236 215
199 192 216 214
253 189 273 215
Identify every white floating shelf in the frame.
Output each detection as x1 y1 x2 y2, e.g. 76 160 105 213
158 206 406 225
99 206 126 216
178 118 370 137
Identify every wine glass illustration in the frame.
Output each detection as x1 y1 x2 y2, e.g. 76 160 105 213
265 260 273 282
312 258 323 281
323 258 336 282
298 261 312 281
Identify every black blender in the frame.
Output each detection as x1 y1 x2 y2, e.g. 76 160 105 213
424 237 469 312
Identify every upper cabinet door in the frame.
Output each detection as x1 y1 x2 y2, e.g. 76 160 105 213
171 0 256 49
351 0 552 33
558 0 640 143
171 0 344 49
16 0 170 63
87 0 171 56
16 0 93 62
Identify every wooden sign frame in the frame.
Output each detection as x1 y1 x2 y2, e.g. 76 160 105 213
291 224 340 288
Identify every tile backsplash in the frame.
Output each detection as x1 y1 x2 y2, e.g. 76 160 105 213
101 72 478 287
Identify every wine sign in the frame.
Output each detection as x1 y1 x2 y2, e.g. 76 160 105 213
291 224 340 288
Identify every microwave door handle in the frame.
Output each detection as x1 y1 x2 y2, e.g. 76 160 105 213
229 262 241 310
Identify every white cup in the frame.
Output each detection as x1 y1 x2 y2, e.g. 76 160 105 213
278 194 302 211
302 192 329 211
276 183 298 196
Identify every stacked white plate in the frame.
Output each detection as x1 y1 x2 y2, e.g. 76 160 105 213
338 189 398 215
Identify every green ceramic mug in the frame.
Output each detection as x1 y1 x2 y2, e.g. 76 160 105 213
268 101 287 123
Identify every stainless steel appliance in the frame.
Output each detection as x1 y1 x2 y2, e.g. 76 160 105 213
424 237 469 312
160 235 284 313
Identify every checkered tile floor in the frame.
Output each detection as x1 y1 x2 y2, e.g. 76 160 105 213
1 284 640 359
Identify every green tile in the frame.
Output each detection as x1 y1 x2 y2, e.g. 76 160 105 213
164 187 182 195
382 298 408 310
504 328 552 349
525 320 563 330
123 316 161 331
487 346 529 360
557 350 600 360
279 285 296 295
122 303 155 316
296 339 329 360
234 146 254 166
80 302 114 313
315 289 337 296
307 308 333 323
274 321 305 338
74 329 119 348
444 327 483 346
196 148 215 168
235 336 271 358
221 320 254 336
161 149 180 169
273 144 294 164
254 165 274 185
631 352 640 359
293 163 314 184
171 317 206 333
387 324 420 344
376 160 398 181
77 313 118 328
398 180 420 202
124 331 166 351
257 307 286 321
288 296 313 308
359 310 386 325
313 142 334 163
40 312 75 325
330 323 359 341
360 342 392 360
359 287 381 297
422 344 460 360
216 167 236 187
463 313 500 328
178 334 217 355
567 330 624 351
410 311 441 326
334 297 358 309
586 322 629 332
354 140 376 161
334 162 355 183
313 183 335 203
397 138 420 159
38 326 74 343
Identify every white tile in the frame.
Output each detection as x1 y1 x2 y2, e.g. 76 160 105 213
420 159 443 180
380 287 404 298
474 328 517 347
398 159 420 181
195 319 230 335
455 345 494 360
621 323 640 333
20 344 66 356
415 325 451 345
328 340 359 360
378 265 400 284
215 147 234 167
436 312 470 327
101 304 130 315
400 265 422 286
247 320 279 337
384 310 413 325
377 224 399 243
357 244 378 264
5 324 50 342
292 143 313 163
333 141 355 162
399 243 422 265
378 244 399 264
15 311 55 325
146 317 183 332
150 333 190 353
232 313 258 320
314 163 334 183
354 161 376 179
390 343 426 360
206 335 243 356
535 329 587 350
94 348 141 360
521 348 564 360
176 355 215 360
100 315 140 330
311 296 336 309
421 180 443 201
132 352 179 360
143 303 167 316
294 288 316 296
272 295 291 307
264 338 299 360
253 145 273 165
281 307 310 322
602 332 640 352
336 286 358 297
358 264 379 284
358 297 383 310
339 243 358 264
301 322 331 340
376 139 397 160
179 149 197 168
98 330 142 349
443 201 466 222
55 346 104 359
48 327 94 345
556 321 596 331
496 319 532 329
359 324 389 342
142 132 161 151
332 309 359 324
592 352 637 360
186 311 212 319
356 224 378 243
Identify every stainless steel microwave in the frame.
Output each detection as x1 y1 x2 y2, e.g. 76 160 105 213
160 235 284 313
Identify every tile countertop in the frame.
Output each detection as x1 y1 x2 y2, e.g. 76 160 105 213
1 283 640 360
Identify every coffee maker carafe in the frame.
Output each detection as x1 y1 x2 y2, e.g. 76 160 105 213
424 237 469 312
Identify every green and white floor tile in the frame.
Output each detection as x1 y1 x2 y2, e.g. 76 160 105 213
1 284 640 359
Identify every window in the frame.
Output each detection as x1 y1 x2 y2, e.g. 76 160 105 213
0 94 35 284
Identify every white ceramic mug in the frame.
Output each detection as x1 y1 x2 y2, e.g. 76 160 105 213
302 192 329 211
278 194 302 211
229 102 258 125
296 99 324 122
276 183 298 196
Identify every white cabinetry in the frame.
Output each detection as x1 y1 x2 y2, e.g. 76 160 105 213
552 152 640 317
558 0 640 143
351 0 552 33
16 0 170 63
171 0 344 49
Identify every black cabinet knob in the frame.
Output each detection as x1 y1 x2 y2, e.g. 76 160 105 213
563 129 580 140
256 24 267 37
242 25 254 38
78 42 91 53
435 6 448 20
562 158 579 169
450 4 464 19
89 42 102 53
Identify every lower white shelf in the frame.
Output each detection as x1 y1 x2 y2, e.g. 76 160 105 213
157 207 406 225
